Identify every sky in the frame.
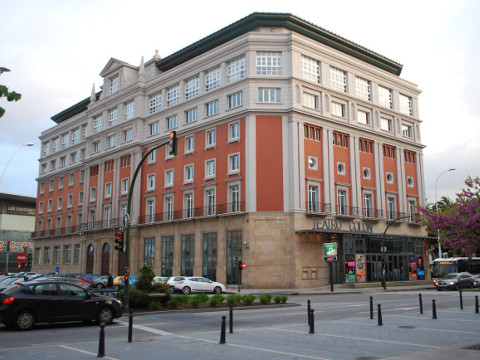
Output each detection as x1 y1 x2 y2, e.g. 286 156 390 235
1 0 479 204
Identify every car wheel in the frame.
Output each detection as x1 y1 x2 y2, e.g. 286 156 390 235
182 286 191 295
14 310 35 331
96 307 114 325
96 283 104 289
213 286 222 294
170 286 175 293
436 287 441 291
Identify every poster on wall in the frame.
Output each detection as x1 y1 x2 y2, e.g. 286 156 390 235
409 255 417 280
345 255 356 283
355 254 366 282
416 255 425 280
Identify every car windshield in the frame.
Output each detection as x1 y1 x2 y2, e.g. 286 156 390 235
2 284 22 295
443 274 458 280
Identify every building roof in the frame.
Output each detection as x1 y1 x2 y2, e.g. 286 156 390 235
155 12 403 75
0 192 36 205
50 91 101 125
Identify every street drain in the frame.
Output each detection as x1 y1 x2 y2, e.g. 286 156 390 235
463 343 480 351
398 325 415 329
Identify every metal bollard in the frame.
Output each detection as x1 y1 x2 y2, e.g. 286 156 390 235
97 322 105 358
476 295 479 314
459 288 463 310
307 300 311 325
229 305 233 333
128 308 133 343
309 309 315 334
377 304 383 326
219 315 226 344
432 299 437 319
419 293 423 314
370 296 373 320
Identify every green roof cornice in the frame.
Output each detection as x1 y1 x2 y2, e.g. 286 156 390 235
155 12 402 75
51 91 101 124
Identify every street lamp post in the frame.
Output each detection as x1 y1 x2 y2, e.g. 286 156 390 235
434 168 455 259
0 142 34 191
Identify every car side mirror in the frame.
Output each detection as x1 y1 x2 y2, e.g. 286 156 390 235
209 280 212 283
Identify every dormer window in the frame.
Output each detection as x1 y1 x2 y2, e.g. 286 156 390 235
110 75 119 94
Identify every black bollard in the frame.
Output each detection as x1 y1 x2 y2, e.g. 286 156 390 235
419 293 423 314
475 295 479 314
377 304 383 326
128 308 133 343
309 309 315 334
307 300 311 325
432 299 437 319
459 288 463 310
220 315 226 344
369 296 373 320
229 305 233 334
97 322 105 358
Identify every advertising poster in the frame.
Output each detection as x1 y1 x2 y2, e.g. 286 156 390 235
345 255 356 283
355 254 366 282
416 255 425 280
409 255 417 280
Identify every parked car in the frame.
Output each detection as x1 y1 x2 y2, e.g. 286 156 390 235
153 276 169 284
166 276 187 293
38 277 90 289
0 280 123 330
436 272 474 291
473 275 480 287
0 277 26 292
173 277 225 294
90 275 109 289
113 275 139 290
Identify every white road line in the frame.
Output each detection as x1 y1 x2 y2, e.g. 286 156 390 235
387 314 480 322
271 328 439 348
116 320 174 336
58 345 119 360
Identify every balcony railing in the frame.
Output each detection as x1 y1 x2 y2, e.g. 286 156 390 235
306 202 331 214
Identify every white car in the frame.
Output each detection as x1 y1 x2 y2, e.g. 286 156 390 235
166 276 187 292
174 277 225 295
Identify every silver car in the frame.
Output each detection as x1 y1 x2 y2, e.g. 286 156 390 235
436 272 473 291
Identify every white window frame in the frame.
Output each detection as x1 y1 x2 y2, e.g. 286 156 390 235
303 92 318 109
110 75 119 94
386 172 394 184
205 67 221 91
355 76 371 101
256 51 282 75
228 92 242 109
301 55 321 83
149 92 162 114
105 182 112 198
165 169 174 188
164 196 173 221
108 108 118 126
148 149 156 164
185 108 197 124
149 121 159 136
206 100 219 116
205 159 216 179
184 164 194 184
167 84 180 106
205 187 216 216
146 199 155 223
229 121 240 142
108 135 116 148
407 176 414 188
337 189 348 215
123 128 133 142
330 67 347 93
185 76 199 99
228 153 240 175
381 117 393 132
205 128 216 148
308 184 319 212
363 193 373 217
93 141 100 153
93 115 102 133
308 156 318 170
185 135 194 154
147 174 156 191
399 94 413 115
124 100 135 120
227 55 246 83
71 129 79 145
183 192 194 218
121 178 129 194
228 183 241 212
337 162 346 175
378 86 393 109
167 115 177 130
387 196 396 220
90 187 96 202
402 123 413 138
258 88 281 103
357 109 371 125
363 167 371 180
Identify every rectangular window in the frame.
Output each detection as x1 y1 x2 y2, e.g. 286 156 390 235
93 115 102 133
409 200 416 221
124 100 135 120
387 197 396 220
181 235 194 276
147 174 155 190
108 135 116 147
337 189 347 215
206 100 219 116
381 117 393 132
146 200 155 223
330 67 347 93
303 92 318 109
54 246 60 264
258 88 281 103
110 75 119 94
149 121 159 136
93 141 100 153
229 185 240 212
43 142 50 157
229 122 240 141
161 236 174 277
167 115 177 129
74 244 80 263
70 152 77 163
308 185 319 212
206 189 215 215
256 51 282 75
52 138 59 153
60 156 66 167
229 153 240 174
105 182 112 198
331 101 345 117
81 124 88 140
78 191 84 204
63 245 70 264
38 201 44 214
184 165 194 183
399 94 413 115
402 124 412 138
108 108 118 126
62 133 69 149
383 145 396 159
72 129 79 145
165 169 174 187
149 92 162 114
184 193 193 218
123 128 132 141
167 84 180 106
203 233 217 281
205 159 216 179
206 129 216 147
69 173 74 186
50 159 55 169
90 187 96 202
148 149 156 163
67 194 73 207
301 55 320 83
144 238 155 266
228 92 242 109
227 55 246 83
363 194 373 217
44 247 51 264
164 197 173 221
121 178 129 194
185 108 197 124
357 110 370 125
333 131 349 148
40 182 45 194
185 135 194 154
185 76 199 99
104 207 111 227
378 86 393 109
206 67 221 91
355 76 371 101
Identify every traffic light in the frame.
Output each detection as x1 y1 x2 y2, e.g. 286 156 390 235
238 260 242 271
17 263 22 269
26 253 33 270
114 231 124 252
168 131 177 156
124 275 129 286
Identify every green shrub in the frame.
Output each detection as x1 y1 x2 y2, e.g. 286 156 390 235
226 294 242 306
189 297 201 308
152 282 170 294
208 294 225 307
241 294 256 305
117 288 151 308
177 295 190 304
168 296 182 309
274 295 288 304
193 293 209 304
136 263 155 292
148 301 163 310
259 294 272 304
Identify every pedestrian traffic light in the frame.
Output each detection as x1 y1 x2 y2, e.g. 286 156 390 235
168 131 177 156
26 253 33 270
114 230 124 252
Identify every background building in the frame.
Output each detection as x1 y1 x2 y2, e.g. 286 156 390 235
0 192 36 274
33 13 428 287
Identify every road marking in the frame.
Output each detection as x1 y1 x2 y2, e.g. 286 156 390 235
58 345 119 360
271 328 439 348
116 320 174 336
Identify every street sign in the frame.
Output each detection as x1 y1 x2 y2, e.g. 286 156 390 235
324 242 337 257
123 213 130 229
241 262 246 270
326 256 338 262
16 253 27 263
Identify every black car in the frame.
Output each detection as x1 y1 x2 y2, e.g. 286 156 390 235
0 281 123 330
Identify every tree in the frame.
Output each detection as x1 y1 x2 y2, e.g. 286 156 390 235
0 84 22 118
135 263 155 292
418 176 480 257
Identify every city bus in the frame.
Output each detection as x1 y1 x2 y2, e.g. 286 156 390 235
432 257 480 279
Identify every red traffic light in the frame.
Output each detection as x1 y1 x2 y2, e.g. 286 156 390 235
168 131 177 156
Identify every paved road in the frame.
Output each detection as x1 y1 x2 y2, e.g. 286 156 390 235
0 287 479 359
